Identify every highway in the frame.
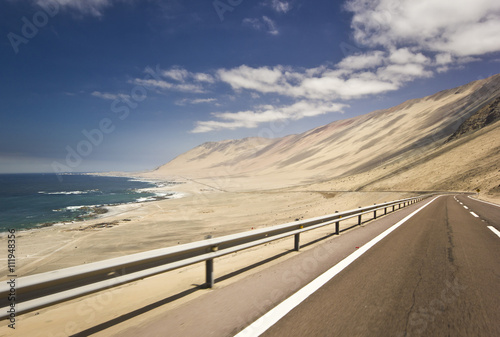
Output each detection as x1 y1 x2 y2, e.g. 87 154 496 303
259 195 500 336
113 195 499 337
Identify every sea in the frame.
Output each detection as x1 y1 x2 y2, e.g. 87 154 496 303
0 173 177 233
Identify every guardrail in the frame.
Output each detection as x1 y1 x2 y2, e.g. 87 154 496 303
0 194 430 319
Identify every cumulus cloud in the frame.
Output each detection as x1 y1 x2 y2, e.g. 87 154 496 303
191 101 347 133
217 63 416 101
337 51 386 70
345 0 500 57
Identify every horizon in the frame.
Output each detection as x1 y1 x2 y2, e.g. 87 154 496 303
1 0 500 174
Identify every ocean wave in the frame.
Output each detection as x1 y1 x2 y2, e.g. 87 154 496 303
135 192 178 203
59 204 103 211
136 196 157 202
39 189 99 195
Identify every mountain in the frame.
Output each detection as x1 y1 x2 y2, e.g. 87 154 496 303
147 74 500 196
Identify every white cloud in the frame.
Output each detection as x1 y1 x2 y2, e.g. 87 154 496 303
162 68 190 82
191 101 347 133
262 16 279 35
130 66 214 94
133 78 206 93
377 63 433 85
217 65 285 93
337 51 386 70
435 53 453 66
35 0 125 17
243 16 279 35
175 98 217 106
346 0 500 57
91 91 130 100
217 64 405 101
193 73 215 83
388 48 430 65
269 0 291 13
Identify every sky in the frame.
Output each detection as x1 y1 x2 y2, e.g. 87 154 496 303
1 0 500 174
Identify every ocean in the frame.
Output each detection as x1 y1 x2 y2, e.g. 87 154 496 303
0 173 175 232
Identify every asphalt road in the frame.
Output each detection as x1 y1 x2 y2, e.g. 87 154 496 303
261 195 500 337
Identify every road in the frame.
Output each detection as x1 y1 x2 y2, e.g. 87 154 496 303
259 195 500 337
112 195 499 337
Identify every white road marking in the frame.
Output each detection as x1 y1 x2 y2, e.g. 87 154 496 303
463 206 469 209
470 212 479 218
488 226 500 239
467 195 500 208
234 196 443 337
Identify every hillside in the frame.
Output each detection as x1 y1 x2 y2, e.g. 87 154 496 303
447 95 500 142
146 74 500 198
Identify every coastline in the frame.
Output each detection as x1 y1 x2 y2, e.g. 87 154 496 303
0 170 416 278
0 174 186 235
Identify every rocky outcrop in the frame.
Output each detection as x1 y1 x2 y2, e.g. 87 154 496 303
447 96 500 142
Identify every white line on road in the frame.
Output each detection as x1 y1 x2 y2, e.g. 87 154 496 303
488 226 500 238
463 206 469 209
234 196 443 337
470 212 479 218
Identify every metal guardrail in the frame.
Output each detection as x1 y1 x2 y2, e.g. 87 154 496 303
0 194 430 319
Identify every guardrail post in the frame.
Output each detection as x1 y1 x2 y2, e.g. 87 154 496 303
384 206 387 215
358 207 362 226
206 259 214 288
335 211 340 235
374 204 377 219
294 233 300 251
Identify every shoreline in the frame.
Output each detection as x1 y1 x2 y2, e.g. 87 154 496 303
0 174 187 236
0 180 417 278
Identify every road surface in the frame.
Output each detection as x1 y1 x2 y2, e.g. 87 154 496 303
259 195 500 336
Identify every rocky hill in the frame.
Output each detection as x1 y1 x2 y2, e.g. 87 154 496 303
447 96 500 142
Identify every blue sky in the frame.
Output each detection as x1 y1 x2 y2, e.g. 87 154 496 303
1 0 499 173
